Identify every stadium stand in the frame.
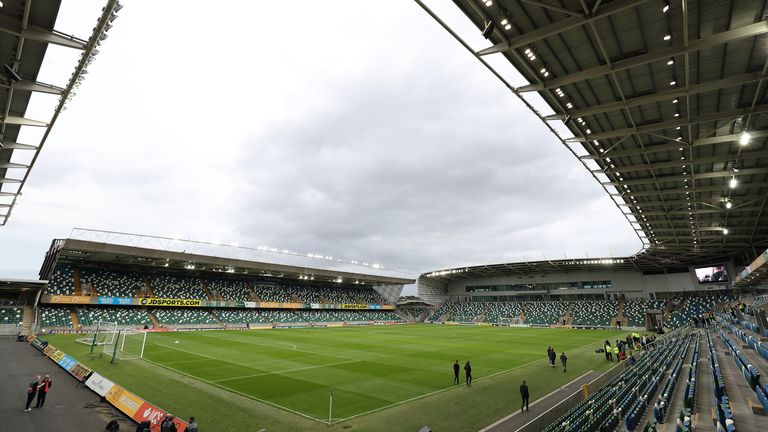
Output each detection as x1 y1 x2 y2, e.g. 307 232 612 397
207 278 252 301
40 307 72 328
293 310 340 322
258 309 304 323
525 301 569 325
80 268 144 297
623 300 667 327
571 300 617 327
215 309 271 325
77 307 150 327
150 274 207 299
153 309 217 325
252 283 293 302
345 310 403 321
705 331 737 431
399 307 426 321
543 331 689 431
0 307 23 324
665 296 734 329
46 266 75 296
483 302 524 323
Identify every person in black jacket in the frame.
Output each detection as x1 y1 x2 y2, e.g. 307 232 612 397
105 420 120 432
548 348 556 368
453 360 460 385
464 361 472 387
35 375 52 408
560 352 568 373
24 375 39 412
161 415 178 432
135 421 151 432
520 381 529 412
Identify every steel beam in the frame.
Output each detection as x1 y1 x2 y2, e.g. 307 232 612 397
603 166 768 186
1 116 48 127
517 21 768 91
476 0 653 56
594 149 768 174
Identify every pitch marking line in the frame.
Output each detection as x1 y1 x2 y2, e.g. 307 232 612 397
194 331 355 361
211 359 359 383
140 357 329 424
332 334 621 424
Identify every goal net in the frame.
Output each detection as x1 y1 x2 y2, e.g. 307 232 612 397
76 321 118 351
102 330 147 362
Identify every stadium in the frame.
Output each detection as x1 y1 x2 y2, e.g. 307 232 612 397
2 0 768 432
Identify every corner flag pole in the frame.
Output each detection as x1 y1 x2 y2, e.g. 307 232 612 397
329 387 333 423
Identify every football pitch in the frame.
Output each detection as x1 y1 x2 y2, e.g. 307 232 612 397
45 325 626 432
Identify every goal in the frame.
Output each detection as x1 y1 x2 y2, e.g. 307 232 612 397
76 321 118 353
102 330 147 363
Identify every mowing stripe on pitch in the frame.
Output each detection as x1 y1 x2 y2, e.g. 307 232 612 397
141 357 330 424
194 331 357 361
211 359 359 383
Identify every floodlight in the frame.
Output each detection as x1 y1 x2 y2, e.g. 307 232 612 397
662 2 670 13
729 177 737 188
725 201 732 209
740 132 751 145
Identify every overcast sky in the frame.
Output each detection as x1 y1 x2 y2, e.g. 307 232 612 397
0 0 641 286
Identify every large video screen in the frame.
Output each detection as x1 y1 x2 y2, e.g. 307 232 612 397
694 264 729 284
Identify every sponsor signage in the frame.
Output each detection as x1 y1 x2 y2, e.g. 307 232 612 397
47 295 95 304
85 372 116 397
68 363 92 382
138 298 202 307
98 296 134 305
106 385 144 417
132 401 189 432
57 355 78 371
260 302 304 309
43 345 57 357
339 303 368 309
49 350 66 362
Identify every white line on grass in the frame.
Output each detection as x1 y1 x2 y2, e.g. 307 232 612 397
211 359 359 383
194 331 355 361
141 357 330 424
332 333 622 424
164 358 216 366
151 341 219 360
476 369 595 432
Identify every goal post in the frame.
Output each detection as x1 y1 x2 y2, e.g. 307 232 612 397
101 330 147 362
76 321 118 354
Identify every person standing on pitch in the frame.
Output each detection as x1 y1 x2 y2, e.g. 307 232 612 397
453 360 460 385
35 374 52 408
24 375 39 412
560 352 567 373
604 340 612 361
464 361 472 386
613 344 620 362
548 348 556 368
520 381 529 412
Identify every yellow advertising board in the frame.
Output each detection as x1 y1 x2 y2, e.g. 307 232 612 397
138 298 202 307
48 295 94 304
106 385 144 417
49 350 66 362
339 304 368 309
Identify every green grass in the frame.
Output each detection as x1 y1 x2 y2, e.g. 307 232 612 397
45 325 625 432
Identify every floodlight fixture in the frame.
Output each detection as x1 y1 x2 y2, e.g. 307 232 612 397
662 2 670 13
740 132 751 145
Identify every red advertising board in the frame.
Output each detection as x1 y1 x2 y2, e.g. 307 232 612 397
132 401 188 432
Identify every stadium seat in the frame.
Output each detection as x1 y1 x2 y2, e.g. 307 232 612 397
45 266 76 296
40 307 73 327
571 301 617 326
525 301 569 325
80 268 144 298
153 308 217 325
0 307 23 324
78 307 150 326
150 274 207 299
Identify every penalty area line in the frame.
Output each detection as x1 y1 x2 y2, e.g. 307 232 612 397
212 359 359 383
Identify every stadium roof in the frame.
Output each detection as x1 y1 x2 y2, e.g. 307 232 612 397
417 0 768 270
0 0 121 226
46 228 415 286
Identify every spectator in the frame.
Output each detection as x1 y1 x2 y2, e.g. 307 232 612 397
106 420 120 432
560 352 567 373
136 421 151 432
520 381 529 412
187 417 199 432
161 415 178 432
35 374 52 408
24 375 39 412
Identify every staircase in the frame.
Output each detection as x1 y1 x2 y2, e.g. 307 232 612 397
147 311 161 328
614 300 625 327
565 303 574 326
201 280 217 300
70 310 81 330
22 305 34 335
73 268 82 295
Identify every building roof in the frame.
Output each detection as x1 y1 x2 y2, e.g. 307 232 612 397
0 0 121 225
418 0 768 271
47 228 415 286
